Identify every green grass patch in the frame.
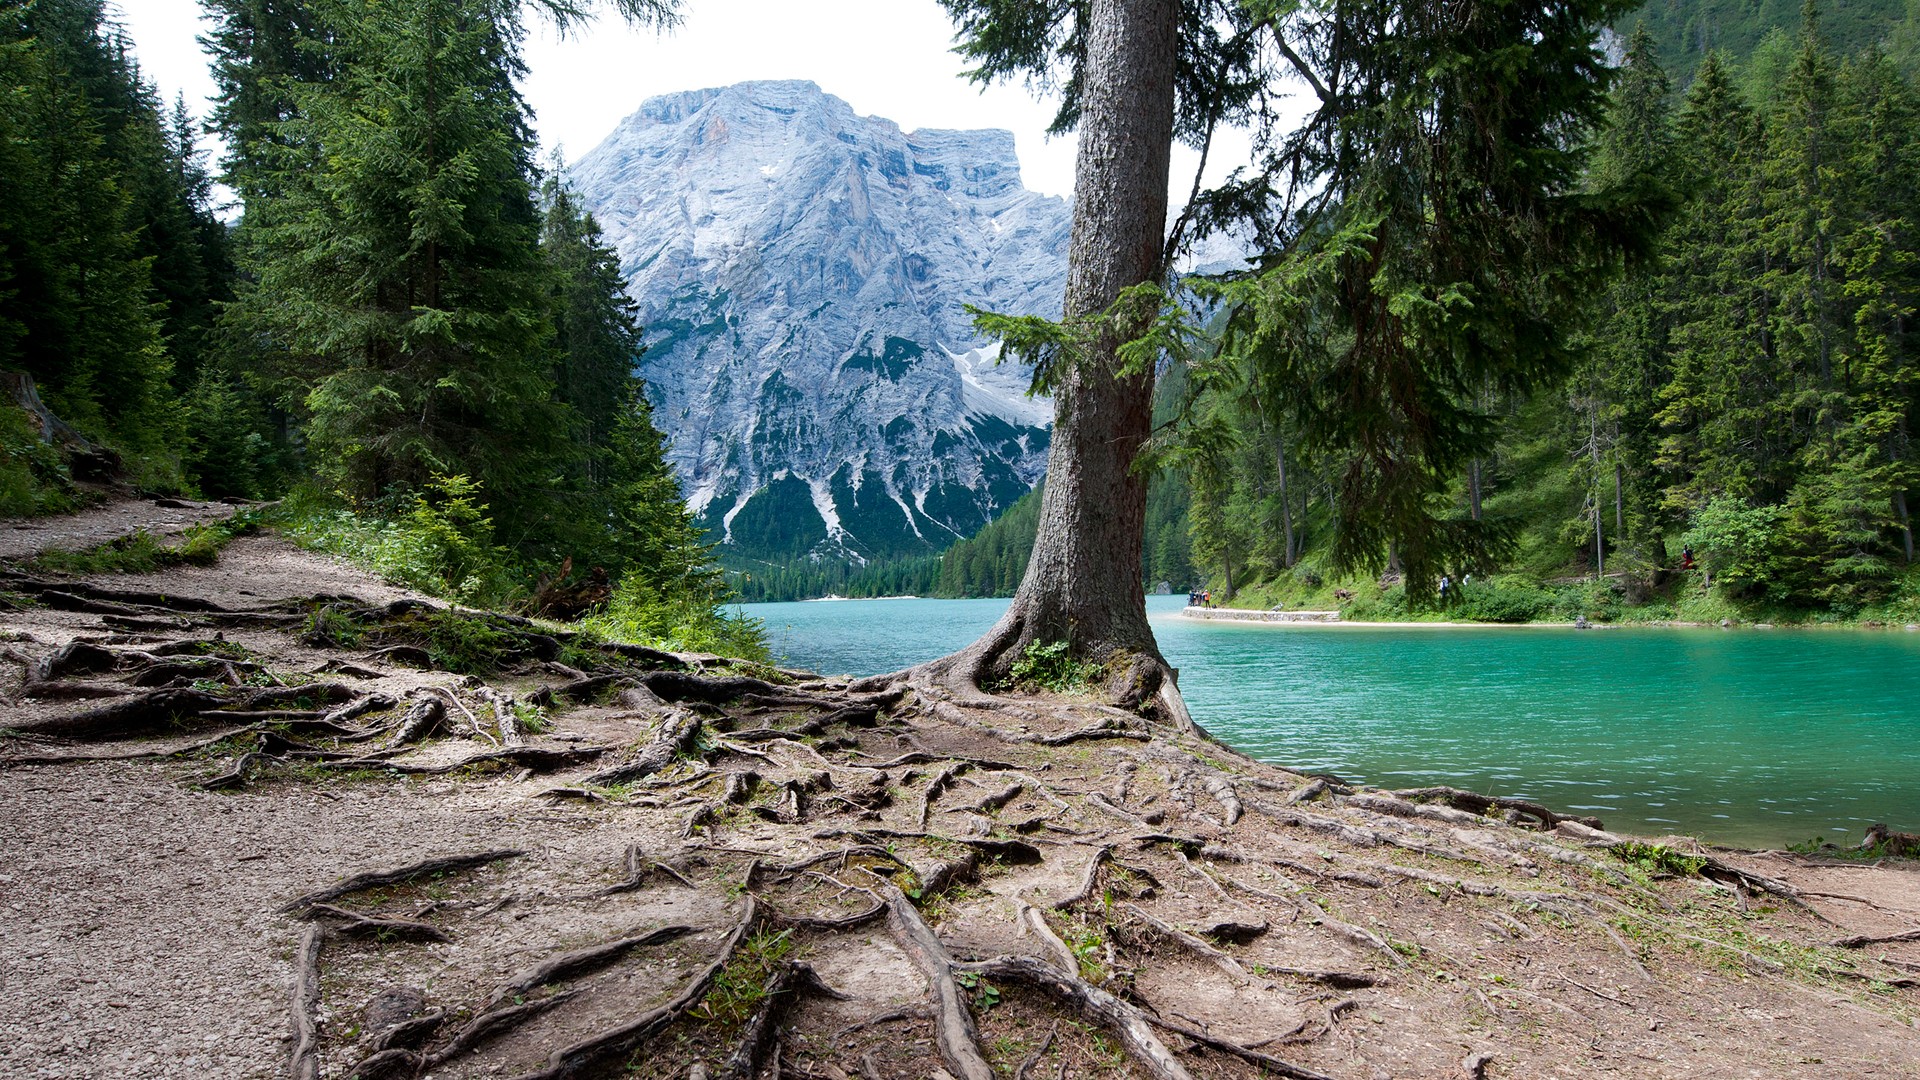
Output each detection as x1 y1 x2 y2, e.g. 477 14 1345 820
691 929 797 1027
25 511 260 575
1610 841 1710 878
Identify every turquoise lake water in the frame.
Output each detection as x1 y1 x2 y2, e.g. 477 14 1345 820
744 594 1920 847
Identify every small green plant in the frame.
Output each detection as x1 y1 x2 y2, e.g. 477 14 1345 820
418 611 516 674
0 403 82 517
692 929 797 1026
1005 640 1104 693
1610 841 1709 878
577 574 768 661
273 478 518 607
26 512 262 575
303 605 364 648
954 971 1002 1011
512 702 552 734
1064 923 1110 983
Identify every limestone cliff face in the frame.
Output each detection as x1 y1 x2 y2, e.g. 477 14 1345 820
571 80 1068 562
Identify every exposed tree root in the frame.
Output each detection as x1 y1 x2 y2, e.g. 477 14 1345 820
484 925 695 1010
956 954 1194 1080
508 896 760 1080
390 695 446 744
1391 785 1604 830
300 903 450 943
289 924 324 1080
879 882 995 1080
1053 844 1115 910
12 550 1914 1080
280 850 525 914
718 962 845 1080
1013 1019 1060 1080
1833 927 1920 949
602 842 700 894
1016 897 1082 975
426 990 581 1067
577 707 703 787
326 745 610 777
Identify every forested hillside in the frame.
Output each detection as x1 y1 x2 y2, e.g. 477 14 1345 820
1 0 753 653
0 0 231 506
1626 0 1916 79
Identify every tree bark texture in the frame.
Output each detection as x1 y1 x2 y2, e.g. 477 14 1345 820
1895 488 1913 565
958 0 1180 687
1277 441 1296 568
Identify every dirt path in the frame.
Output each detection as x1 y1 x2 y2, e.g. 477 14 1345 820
2 523 1917 1080
0 497 242 561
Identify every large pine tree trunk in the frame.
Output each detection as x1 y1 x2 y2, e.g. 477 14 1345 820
895 0 1185 721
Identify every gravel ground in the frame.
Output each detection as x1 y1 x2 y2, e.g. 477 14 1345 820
0 499 241 561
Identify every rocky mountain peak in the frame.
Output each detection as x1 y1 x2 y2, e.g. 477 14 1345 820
571 80 1068 565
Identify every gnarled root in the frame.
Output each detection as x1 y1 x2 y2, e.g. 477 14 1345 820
289 924 324 1080
1391 785 1602 831
509 896 760 1080
281 850 525 914
577 707 703 787
717 961 845 1080
880 883 995 1080
955 954 1193 1080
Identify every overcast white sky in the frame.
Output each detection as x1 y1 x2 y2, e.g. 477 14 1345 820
113 0 1091 195
112 0 1276 207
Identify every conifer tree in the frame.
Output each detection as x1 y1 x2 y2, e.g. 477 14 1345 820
1833 50 1920 565
1657 54 1773 509
1578 26 1681 568
0 3 174 457
229 0 565 512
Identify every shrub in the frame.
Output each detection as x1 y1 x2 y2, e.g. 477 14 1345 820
277 476 518 606
1004 639 1104 692
0 404 79 517
1453 577 1551 623
1682 497 1790 599
579 573 768 661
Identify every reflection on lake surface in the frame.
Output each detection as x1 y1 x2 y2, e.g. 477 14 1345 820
744 594 1920 847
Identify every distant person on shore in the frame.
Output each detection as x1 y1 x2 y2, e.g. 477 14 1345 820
1680 545 1696 571
1203 589 1212 608
1438 574 1451 601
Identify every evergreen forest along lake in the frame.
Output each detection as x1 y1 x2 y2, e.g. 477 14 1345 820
745 595 1920 848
